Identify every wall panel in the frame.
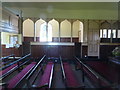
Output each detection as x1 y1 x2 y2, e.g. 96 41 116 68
100 45 119 59
24 37 34 42
31 44 74 60
60 38 71 42
2 45 22 57
1 8 19 33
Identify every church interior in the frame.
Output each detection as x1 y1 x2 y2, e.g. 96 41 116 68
0 2 120 89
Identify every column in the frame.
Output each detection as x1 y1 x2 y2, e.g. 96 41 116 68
58 20 61 42
22 17 27 42
110 21 113 43
56 19 64 42
69 19 74 42
46 21 48 42
33 18 39 42
70 21 73 42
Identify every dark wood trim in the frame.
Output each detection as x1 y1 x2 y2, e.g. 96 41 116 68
24 37 34 42
72 38 79 42
60 37 71 42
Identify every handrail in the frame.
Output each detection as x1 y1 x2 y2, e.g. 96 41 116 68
0 57 31 80
75 56 99 79
1 53 31 71
49 64 54 88
26 55 46 80
0 61 11 67
0 54 15 61
60 56 66 80
75 57 115 88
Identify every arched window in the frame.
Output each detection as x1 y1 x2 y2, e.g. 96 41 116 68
40 22 52 42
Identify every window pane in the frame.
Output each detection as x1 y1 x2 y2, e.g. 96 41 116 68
48 24 52 42
108 29 111 38
40 23 52 42
10 36 18 45
112 29 116 38
100 29 102 38
40 23 47 42
118 30 120 38
103 29 107 38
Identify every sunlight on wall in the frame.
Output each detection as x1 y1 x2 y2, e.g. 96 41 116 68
1 32 22 45
35 19 45 37
1 32 9 44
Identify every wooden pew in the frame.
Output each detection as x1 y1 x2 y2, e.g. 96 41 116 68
0 64 18 78
37 62 54 88
85 61 120 84
6 62 36 88
26 56 54 89
1 54 31 70
60 56 84 88
0 54 15 68
26 55 46 87
0 54 31 80
0 54 15 62
75 57 117 88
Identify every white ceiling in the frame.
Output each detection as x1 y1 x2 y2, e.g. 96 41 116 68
1 0 120 2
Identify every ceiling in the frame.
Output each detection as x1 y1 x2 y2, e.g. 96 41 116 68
2 2 118 10
1 0 119 2
2 2 119 20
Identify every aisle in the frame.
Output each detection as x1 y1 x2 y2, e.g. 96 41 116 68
52 63 95 88
52 63 65 88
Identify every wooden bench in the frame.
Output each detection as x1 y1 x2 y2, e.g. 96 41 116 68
0 64 18 76
86 61 120 84
6 62 36 88
0 54 15 62
82 65 110 87
60 57 84 88
0 54 15 68
75 57 117 88
0 54 31 80
37 62 54 88
25 55 46 88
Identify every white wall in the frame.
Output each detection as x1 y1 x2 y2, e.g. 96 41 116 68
60 20 71 37
23 19 34 37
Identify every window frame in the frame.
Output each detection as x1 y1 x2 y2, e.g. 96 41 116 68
9 35 18 45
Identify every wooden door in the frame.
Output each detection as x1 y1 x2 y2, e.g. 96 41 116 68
88 21 100 58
